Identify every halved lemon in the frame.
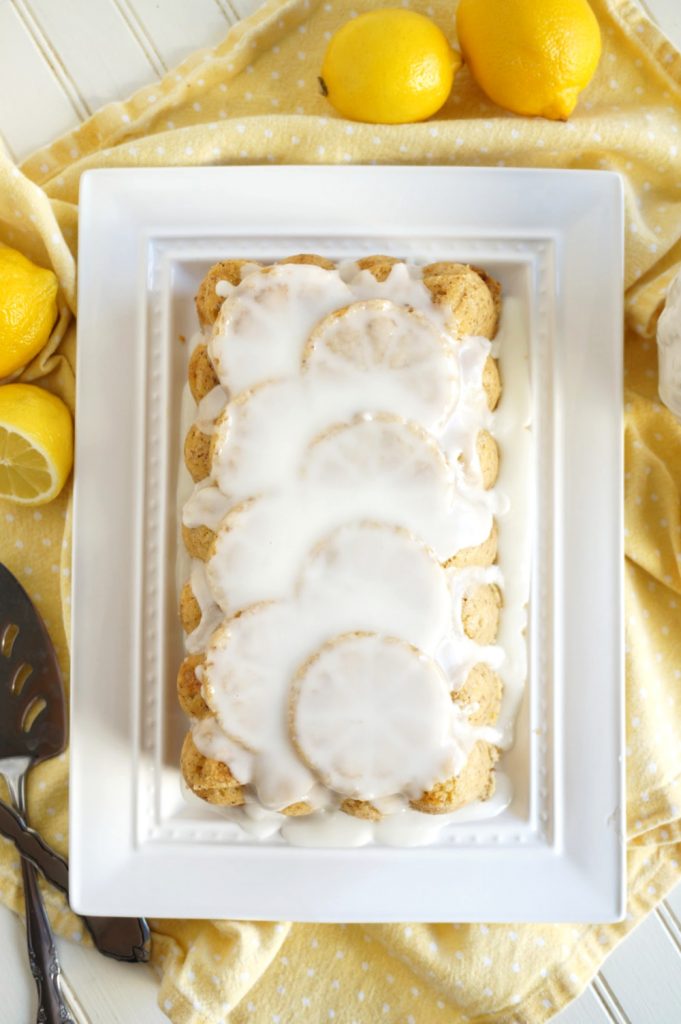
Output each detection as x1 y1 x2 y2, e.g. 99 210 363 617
0 383 73 505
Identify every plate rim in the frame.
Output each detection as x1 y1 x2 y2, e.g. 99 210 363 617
71 165 624 922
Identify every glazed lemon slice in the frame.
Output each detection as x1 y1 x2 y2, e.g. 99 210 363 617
0 384 73 505
211 300 458 498
207 415 491 613
302 300 458 428
290 634 456 799
209 264 352 394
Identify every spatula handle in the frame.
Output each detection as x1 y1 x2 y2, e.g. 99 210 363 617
0 798 150 962
20 855 77 1024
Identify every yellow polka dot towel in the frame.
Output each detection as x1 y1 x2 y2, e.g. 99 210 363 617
1 0 681 1022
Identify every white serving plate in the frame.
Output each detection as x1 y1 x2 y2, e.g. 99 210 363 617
72 166 624 922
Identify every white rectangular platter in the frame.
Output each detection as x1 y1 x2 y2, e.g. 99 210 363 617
72 166 624 922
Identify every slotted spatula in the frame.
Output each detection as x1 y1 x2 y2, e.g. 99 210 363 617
0 562 76 1023
0 563 150 1023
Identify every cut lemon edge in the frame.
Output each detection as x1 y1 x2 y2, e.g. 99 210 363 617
0 421 72 505
0 384 73 506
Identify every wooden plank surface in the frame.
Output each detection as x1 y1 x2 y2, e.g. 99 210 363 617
25 0 162 112
556 985 618 1024
597 912 681 1023
0 903 166 1022
119 0 233 71
0 2 82 160
639 0 681 43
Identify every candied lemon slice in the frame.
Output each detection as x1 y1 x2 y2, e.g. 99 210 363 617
302 299 457 427
290 634 456 799
297 522 450 650
203 526 453 806
207 415 491 613
209 264 352 394
211 299 457 498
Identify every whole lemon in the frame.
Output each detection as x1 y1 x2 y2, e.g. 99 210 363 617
0 247 58 379
321 10 460 125
456 0 601 120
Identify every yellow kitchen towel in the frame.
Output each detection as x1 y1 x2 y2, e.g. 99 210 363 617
1 0 680 1021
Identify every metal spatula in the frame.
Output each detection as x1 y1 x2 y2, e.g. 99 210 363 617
0 567 152 1023
0 562 150 965
0 562 76 1023
0 796 150 962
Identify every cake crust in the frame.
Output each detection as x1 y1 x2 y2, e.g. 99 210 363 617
188 343 220 402
177 654 211 719
181 732 245 806
195 259 258 328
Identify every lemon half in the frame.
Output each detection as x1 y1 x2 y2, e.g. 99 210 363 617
0 384 73 505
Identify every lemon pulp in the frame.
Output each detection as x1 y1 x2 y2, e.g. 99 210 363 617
0 384 73 505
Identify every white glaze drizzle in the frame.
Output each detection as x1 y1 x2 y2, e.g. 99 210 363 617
184 559 223 655
195 386 227 432
291 634 474 800
209 264 354 393
206 415 492 614
210 299 460 500
204 523 454 808
182 480 231 531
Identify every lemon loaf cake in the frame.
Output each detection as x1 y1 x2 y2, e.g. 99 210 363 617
178 254 522 844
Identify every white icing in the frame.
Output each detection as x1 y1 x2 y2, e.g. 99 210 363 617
296 522 450 638
184 560 223 655
213 263 263 302
280 773 514 847
195 386 227 432
215 280 233 299
488 304 532 748
209 264 354 393
204 523 453 808
180 260 531 845
182 773 514 847
182 481 231 531
210 299 459 499
442 336 493 484
191 714 254 784
304 300 458 426
338 262 439 323
291 635 472 799
207 416 490 614
657 268 681 418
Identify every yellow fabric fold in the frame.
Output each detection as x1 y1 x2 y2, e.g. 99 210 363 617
1 0 680 1021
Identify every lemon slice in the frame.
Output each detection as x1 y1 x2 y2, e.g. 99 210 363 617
209 264 352 394
302 300 458 428
290 634 455 799
0 384 73 505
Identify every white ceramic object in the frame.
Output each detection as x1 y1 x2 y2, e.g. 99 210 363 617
72 166 624 922
657 268 681 418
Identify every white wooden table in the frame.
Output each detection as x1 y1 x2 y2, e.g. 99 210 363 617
1 1 681 1021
